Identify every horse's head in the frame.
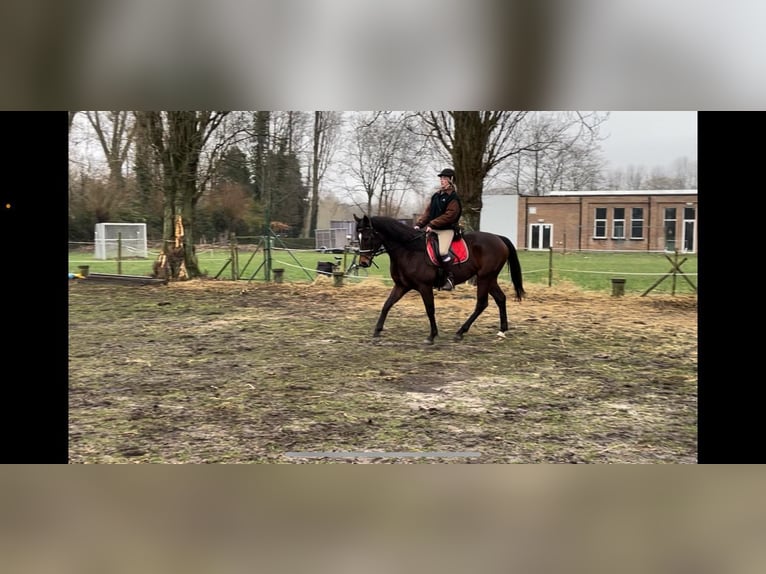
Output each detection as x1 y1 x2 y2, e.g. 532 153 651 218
354 214 383 268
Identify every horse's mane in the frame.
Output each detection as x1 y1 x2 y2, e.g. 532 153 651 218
370 216 424 250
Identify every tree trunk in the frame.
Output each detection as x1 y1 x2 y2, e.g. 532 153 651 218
144 110 228 280
455 173 484 232
451 112 488 231
180 191 200 278
303 111 321 238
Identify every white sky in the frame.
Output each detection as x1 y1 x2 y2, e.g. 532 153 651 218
599 111 697 170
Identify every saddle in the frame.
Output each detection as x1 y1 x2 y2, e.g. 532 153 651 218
426 233 469 266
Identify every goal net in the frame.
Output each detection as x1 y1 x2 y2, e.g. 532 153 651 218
94 223 148 259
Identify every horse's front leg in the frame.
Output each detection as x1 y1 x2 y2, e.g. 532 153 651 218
373 284 409 338
417 286 438 344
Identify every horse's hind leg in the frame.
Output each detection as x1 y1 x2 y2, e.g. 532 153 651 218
488 281 508 333
454 281 490 341
373 284 409 338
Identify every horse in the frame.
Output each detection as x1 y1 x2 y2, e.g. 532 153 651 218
354 214 525 344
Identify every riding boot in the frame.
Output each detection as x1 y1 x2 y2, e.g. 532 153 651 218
441 256 455 291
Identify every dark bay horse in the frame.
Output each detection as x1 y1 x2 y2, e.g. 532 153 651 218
354 214 525 344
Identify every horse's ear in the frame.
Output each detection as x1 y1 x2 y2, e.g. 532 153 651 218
354 214 361 223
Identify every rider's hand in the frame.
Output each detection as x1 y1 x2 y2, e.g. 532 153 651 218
425 226 433 233
413 225 420 230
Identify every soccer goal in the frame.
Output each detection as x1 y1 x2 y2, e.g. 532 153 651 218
94 223 148 259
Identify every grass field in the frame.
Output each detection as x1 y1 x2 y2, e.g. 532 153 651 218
68 245 698 296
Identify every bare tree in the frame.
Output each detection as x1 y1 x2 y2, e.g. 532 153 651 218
671 156 697 189
302 111 342 238
343 112 386 214
603 156 696 191
84 111 136 197
270 111 311 156
603 166 631 190
561 145 606 190
75 111 138 221
527 141 606 192
508 112 607 193
378 115 427 217
417 111 608 230
644 165 686 190
626 165 646 190
138 111 229 279
246 111 313 236
344 111 427 217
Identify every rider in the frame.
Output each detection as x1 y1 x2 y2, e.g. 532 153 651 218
414 168 462 290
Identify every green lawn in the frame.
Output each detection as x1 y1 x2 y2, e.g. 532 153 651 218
519 250 698 295
68 246 698 295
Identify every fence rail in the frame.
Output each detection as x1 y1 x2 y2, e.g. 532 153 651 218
68 241 697 296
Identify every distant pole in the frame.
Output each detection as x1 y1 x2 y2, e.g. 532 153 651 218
343 239 350 273
265 185 272 282
548 246 553 287
671 250 678 295
229 233 237 280
117 232 122 275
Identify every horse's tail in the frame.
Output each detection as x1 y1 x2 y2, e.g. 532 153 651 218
499 235 526 302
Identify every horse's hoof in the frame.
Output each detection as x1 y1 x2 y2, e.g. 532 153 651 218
425 338 435 345
496 331 507 338
453 333 464 342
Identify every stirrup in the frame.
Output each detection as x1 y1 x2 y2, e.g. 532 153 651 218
442 276 454 291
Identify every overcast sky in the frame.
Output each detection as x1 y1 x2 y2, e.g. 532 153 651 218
599 111 697 170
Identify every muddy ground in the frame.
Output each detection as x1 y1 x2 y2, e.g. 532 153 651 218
68 276 697 463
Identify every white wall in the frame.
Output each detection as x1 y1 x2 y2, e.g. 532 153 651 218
480 194 519 245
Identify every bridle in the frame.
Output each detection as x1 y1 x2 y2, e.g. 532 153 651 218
357 226 386 266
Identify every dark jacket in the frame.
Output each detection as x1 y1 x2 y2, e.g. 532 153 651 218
415 187 462 229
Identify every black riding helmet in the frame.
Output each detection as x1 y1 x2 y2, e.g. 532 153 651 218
437 168 455 179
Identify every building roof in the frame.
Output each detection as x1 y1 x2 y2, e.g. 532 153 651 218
545 189 697 197
485 188 697 197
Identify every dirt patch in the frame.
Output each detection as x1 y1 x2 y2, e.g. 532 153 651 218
68 276 697 463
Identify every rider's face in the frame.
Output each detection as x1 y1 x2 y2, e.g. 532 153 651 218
439 176 451 190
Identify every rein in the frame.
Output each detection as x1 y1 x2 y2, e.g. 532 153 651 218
361 223 423 261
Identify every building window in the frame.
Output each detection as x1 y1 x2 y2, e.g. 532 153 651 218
630 207 644 239
664 207 677 252
594 207 607 238
683 206 696 253
612 208 625 239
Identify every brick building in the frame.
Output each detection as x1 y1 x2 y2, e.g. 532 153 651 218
482 190 698 253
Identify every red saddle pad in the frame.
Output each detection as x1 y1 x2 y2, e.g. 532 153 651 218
426 237 469 265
